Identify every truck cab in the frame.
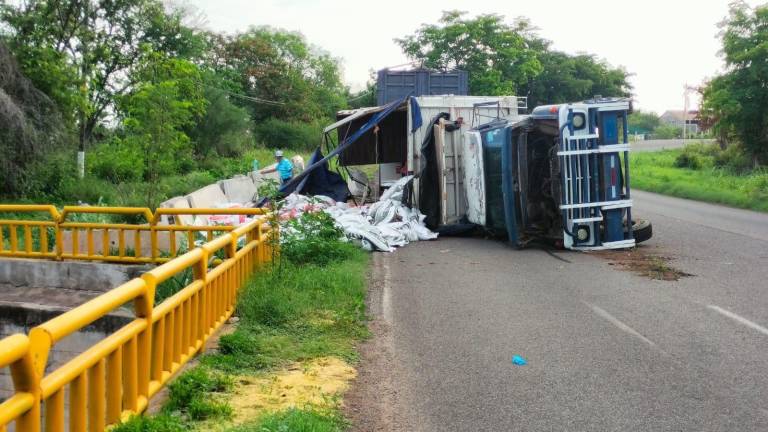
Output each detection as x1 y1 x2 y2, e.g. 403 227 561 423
464 98 649 250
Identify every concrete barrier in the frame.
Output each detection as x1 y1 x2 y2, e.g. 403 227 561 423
158 195 195 226
185 183 228 209
219 176 258 204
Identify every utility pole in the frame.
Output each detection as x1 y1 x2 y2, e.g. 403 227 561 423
682 84 689 141
682 84 697 142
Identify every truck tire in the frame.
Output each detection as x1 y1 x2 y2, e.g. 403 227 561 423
631 219 653 244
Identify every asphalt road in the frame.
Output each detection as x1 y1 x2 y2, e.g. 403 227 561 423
350 191 768 431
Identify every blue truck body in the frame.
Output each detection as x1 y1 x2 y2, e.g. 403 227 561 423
469 98 650 250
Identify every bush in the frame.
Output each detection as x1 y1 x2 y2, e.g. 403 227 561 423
90 140 144 182
652 124 682 139
254 117 324 151
60 176 118 205
714 143 752 173
674 143 716 170
19 150 78 202
280 210 357 266
196 156 247 179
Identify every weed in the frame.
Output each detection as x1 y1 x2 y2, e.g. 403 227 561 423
155 267 194 303
164 367 233 421
227 407 347 432
281 210 357 267
111 414 185 432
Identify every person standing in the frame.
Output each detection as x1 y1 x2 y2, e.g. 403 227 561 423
259 150 294 184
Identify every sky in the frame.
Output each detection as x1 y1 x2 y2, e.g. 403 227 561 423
185 0 761 114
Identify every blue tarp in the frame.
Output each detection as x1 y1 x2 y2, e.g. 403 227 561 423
260 95 410 205
410 97 423 132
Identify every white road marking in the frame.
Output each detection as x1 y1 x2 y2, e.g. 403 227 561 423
584 301 659 349
707 305 768 337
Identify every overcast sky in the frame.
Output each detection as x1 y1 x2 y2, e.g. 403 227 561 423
186 0 761 114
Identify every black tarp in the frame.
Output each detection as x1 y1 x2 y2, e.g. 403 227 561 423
419 113 451 229
299 148 350 202
418 112 450 229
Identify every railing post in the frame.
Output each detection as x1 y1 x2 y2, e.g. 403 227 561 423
9 336 41 432
194 248 209 340
54 211 63 261
150 213 159 263
135 276 155 410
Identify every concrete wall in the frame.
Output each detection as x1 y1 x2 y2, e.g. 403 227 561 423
0 258 147 295
0 302 132 407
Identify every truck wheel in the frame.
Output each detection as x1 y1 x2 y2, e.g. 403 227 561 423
631 219 653 244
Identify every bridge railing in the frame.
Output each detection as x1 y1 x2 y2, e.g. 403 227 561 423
0 205 267 264
0 213 276 432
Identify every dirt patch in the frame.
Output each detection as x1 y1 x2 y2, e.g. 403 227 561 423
594 248 692 281
228 357 355 424
344 253 400 432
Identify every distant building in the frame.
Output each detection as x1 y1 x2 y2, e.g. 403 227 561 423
660 110 700 134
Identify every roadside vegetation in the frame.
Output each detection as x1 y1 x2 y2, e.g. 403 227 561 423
631 143 768 212
113 209 369 432
630 3 768 211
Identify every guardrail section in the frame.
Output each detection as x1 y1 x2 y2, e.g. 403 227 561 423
0 214 275 432
0 205 267 264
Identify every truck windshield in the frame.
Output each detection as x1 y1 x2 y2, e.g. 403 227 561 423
481 126 509 232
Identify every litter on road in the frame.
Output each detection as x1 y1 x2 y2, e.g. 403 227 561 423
512 355 528 366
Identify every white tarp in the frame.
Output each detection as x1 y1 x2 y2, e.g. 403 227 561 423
279 175 437 252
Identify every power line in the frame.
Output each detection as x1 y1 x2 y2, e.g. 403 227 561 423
347 90 374 103
205 84 286 106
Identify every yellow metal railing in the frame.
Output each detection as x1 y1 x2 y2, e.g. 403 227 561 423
0 213 276 431
0 205 267 264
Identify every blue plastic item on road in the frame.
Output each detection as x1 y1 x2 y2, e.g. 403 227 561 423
512 355 527 366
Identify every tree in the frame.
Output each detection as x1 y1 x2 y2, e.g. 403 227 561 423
522 51 632 108
0 42 66 196
628 110 661 135
396 12 631 106
0 0 201 171
396 11 542 95
188 84 252 157
120 55 206 208
213 27 347 123
700 1 768 165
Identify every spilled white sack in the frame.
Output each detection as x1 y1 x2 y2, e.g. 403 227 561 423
278 175 437 252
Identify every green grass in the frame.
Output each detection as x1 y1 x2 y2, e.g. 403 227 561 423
128 216 369 430
111 414 186 432
228 408 347 432
201 247 369 373
630 148 768 212
163 367 234 422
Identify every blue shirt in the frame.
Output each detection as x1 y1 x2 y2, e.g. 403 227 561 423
276 158 293 179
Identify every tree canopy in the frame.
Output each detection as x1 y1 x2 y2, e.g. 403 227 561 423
700 1 768 164
396 11 632 105
0 0 199 150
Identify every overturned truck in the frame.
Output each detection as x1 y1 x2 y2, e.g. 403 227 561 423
279 95 651 251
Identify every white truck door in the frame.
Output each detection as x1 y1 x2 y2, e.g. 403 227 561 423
436 119 465 225
462 130 486 225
